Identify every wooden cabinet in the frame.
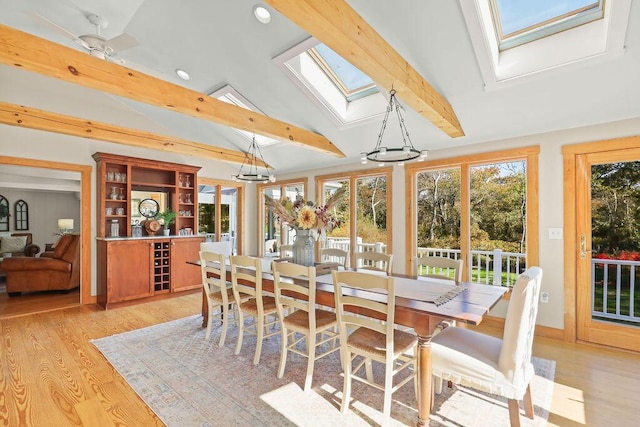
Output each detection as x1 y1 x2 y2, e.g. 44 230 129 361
93 152 200 238
170 237 203 292
97 236 203 309
97 239 154 308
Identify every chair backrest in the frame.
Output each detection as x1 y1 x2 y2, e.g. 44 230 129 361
354 251 393 275
414 255 463 282
320 248 349 268
200 250 229 305
279 244 293 257
498 266 543 382
332 270 396 350
273 262 317 326
200 241 232 258
230 255 263 300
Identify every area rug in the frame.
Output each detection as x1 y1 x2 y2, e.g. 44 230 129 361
92 315 555 427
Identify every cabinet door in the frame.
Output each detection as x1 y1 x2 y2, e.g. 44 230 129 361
107 240 153 302
170 237 203 292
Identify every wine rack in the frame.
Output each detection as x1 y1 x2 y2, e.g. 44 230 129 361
153 240 171 292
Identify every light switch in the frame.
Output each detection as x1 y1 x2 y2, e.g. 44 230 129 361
548 228 563 240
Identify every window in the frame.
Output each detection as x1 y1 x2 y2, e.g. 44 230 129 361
0 195 8 232
406 146 539 286
14 199 28 230
257 178 308 257
490 0 603 50
198 179 244 255
209 85 279 147
317 167 393 268
275 38 386 126
459 0 631 88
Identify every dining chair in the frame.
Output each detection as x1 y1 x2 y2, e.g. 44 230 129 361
414 255 463 281
230 255 280 365
200 241 232 257
430 266 543 427
320 247 349 268
200 250 249 346
272 261 340 391
354 251 393 275
279 244 293 257
332 270 418 425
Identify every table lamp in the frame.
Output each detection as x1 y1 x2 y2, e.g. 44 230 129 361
57 218 74 235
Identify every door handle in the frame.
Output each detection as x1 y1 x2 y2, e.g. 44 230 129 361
580 234 587 259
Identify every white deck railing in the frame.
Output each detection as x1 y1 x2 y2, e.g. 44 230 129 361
592 258 640 325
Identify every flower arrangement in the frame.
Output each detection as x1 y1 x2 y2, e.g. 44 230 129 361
265 186 347 239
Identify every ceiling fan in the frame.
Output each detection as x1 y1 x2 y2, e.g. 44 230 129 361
33 12 139 66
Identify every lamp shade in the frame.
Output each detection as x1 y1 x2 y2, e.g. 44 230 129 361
58 218 74 230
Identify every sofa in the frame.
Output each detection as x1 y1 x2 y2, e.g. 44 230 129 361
0 232 40 257
1 234 80 296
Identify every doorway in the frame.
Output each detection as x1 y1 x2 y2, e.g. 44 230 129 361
564 138 640 352
0 155 91 318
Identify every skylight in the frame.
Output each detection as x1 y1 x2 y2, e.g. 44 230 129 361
490 0 604 50
309 44 378 101
274 37 385 127
459 0 631 89
209 85 279 147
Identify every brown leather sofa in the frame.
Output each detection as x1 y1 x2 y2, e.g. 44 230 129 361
0 232 40 257
2 234 80 296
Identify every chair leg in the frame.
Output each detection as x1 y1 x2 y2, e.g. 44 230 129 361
218 303 229 347
365 358 374 383
235 310 244 355
382 361 394 427
277 328 288 379
434 375 443 394
303 333 315 392
523 383 534 419
205 303 214 340
341 351 352 414
507 399 521 427
254 314 265 365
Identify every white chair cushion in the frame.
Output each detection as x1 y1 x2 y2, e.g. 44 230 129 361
431 326 534 399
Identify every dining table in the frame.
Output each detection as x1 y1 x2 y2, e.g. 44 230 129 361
190 258 508 426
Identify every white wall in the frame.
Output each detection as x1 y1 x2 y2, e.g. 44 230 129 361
0 187 80 251
4 114 640 330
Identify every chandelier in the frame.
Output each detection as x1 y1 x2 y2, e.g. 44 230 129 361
232 134 276 183
362 89 428 165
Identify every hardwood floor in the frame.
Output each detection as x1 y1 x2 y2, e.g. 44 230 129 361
0 293 638 426
0 287 81 319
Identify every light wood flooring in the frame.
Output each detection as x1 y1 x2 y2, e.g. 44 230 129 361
0 292 638 426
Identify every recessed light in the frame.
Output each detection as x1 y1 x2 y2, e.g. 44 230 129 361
175 69 190 81
253 6 271 24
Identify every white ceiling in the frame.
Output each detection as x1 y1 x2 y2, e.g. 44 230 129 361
1 0 639 176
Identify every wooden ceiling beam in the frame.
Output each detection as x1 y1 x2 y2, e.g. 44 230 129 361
265 0 465 138
0 24 345 157
0 102 270 167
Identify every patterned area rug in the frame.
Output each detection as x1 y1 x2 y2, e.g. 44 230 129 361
92 315 555 427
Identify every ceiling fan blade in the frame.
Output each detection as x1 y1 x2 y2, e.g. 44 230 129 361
105 33 138 53
28 12 90 50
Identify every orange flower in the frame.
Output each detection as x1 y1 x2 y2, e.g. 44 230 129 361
297 206 317 229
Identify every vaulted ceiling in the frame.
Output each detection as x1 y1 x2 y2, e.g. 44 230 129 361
1 0 639 176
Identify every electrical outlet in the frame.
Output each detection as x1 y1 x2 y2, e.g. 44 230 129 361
548 228 563 239
540 291 549 303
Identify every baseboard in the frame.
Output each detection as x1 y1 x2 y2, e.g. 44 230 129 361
481 315 565 340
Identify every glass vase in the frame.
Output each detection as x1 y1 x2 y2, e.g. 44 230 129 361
292 228 315 266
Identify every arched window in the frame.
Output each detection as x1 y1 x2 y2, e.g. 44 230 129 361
0 195 9 232
14 199 29 230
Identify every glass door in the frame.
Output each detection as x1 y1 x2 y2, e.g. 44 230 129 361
575 148 640 352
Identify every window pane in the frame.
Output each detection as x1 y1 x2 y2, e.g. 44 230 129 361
416 168 462 270
355 176 388 255
221 186 238 255
469 161 527 286
323 179 350 252
198 186 216 235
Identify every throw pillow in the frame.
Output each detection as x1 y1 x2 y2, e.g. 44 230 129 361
1 235 28 253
